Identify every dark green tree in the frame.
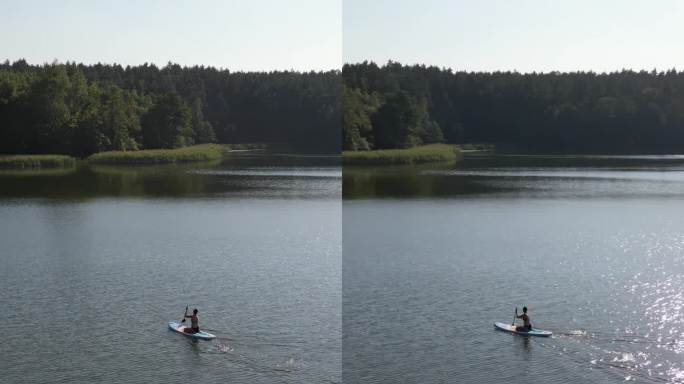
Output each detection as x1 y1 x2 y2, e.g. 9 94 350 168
141 92 193 149
342 85 380 150
190 98 216 144
26 65 72 154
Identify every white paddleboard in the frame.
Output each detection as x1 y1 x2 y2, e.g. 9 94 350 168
494 322 552 337
168 321 216 340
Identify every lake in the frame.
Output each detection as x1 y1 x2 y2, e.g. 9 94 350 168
0 154 341 384
343 154 684 383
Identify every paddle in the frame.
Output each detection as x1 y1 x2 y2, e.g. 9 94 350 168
512 307 517 326
180 306 188 325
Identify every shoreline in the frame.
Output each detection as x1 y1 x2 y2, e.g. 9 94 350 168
0 144 268 169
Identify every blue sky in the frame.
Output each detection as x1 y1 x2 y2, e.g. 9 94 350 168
344 0 684 73
3 1 682 73
0 0 341 71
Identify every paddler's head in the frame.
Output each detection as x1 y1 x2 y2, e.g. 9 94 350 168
522 306 528 313
193 308 198 315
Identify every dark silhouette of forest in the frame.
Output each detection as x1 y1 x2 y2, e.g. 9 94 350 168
6 59 684 156
343 61 684 153
0 60 340 156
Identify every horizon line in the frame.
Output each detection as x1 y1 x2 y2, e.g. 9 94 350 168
343 60 684 76
5 58 684 76
1 58 341 74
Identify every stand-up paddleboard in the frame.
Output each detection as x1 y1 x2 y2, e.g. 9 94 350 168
168 321 216 340
494 322 552 337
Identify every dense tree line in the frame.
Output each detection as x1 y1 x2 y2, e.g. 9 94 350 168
343 61 684 153
0 60 340 156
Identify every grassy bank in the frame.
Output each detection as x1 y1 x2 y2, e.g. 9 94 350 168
0 154 76 169
87 143 267 165
87 144 229 164
343 144 461 165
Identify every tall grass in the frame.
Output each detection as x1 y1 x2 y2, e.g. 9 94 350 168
0 155 76 169
87 143 267 165
87 144 225 164
343 144 461 165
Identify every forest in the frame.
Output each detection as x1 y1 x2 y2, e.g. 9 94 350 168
343 61 684 153
0 60 340 156
6 59 684 156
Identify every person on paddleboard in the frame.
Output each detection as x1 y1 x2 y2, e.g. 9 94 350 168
515 306 532 332
182 308 200 333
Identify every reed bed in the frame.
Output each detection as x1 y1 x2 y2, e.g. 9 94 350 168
0 154 76 169
87 144 225 164
343 144 461 165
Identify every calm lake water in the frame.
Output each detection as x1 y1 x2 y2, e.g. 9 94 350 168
343 154 684 383
0 154 341 384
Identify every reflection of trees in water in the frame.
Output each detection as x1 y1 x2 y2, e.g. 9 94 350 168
89 161 220 197
0 162 219 199
342 163 507 198
342 153 684 199
0 157 341 199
